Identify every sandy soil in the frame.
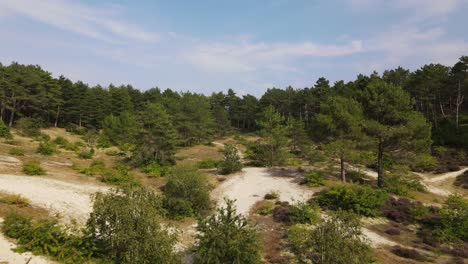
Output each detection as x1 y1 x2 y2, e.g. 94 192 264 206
0 174 108 225
212 167 315 215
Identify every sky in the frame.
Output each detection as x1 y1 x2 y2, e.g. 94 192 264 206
1 0 468 96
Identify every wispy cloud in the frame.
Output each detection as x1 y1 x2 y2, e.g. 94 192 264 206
183 39 363 73
0 0 159 43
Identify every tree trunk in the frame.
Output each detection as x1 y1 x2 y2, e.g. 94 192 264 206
377 140 384 188
54 105 60 127
8 108 14 127
340 156 346 182
455 80 464 133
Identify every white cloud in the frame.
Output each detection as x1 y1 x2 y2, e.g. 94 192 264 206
0 0 159 43
184 39 363 73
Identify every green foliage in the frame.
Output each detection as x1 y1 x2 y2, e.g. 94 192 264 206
15 117 42 137
87 188 179 263
101 165 140 187
411 153 438 171
264 190 279 200
288 211 373 264
252 105 289 166
316 184 388 217
420 194 468 244
256 200 274 215
303 171 325 187
163 165 211 218
36 140 57 155
218 144 243 174
78 148 94 159
383 173 426 196
8 147 24 156
22 161 46 175
0 120 12 138
193 199 262 264
197 158 220 169
143 161 170 177
2 212 96 263
289 201 321 224
0 192 30 206
79 160 106 176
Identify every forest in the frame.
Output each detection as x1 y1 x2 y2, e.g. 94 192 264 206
0 56 467 264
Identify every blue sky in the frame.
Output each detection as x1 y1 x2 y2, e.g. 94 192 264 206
1 0 467 96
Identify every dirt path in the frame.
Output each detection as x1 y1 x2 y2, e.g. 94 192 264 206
0 174 108 224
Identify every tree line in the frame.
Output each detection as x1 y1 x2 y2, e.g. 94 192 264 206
0 57 467 159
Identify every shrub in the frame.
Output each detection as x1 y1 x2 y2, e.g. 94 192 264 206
410 154 438 172
273 205 291 222
101 165 140 187
316 183 388 217
65 124 87 135
78 148 94 159
264 191 279 200
105 149 120 156
143 161 170 177
391 246 426 261
2 212 96 263
36 140 57 155
87 188 179 263
193 199 261 264
303 171 325 187
385 227 401 235
383 173 426 196
217 144 243 174
454 171 468 189
197 158 219 169
289 201 321 225
80 160 106 176
15 117 42 137
163 165 210 218
0 192 30 207
0 120 11 138
381 197 430 223
53 136 68 146
9 148 24 156
288 211 373 264
256 200 274 215
22 161 46 175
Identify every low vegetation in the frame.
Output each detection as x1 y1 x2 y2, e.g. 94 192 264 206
303 171 326 186
316 183 388 217
22 161 46 175
0 192 30 206
8 147 25 156
193 199 262 264
288 211 374 264
217 144 243 174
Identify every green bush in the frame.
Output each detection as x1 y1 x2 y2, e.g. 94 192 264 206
143 161 170 177
256 200 274 215
22 161 46 175
15 117 42 137
2 212 96 263
87 188 179 264
303 171 325 187
197 158 220 169
383 173 426 196
193 199 261 264
163 165 210 218
78 148 94 159
289 201 321 224
217 144 243 174
0 192 30 206
288 211 374 264
105 149 120 156
53 136 68 146
9 148 24 156
0 120 12 139
101 165 140 187
264 190 279 200
80 160 106 176
36 140 57 155
316 183 388 217
411 154 438 172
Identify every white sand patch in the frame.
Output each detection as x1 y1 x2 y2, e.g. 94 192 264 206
362 228 397 247
0 174 108 224
212 167 314 215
